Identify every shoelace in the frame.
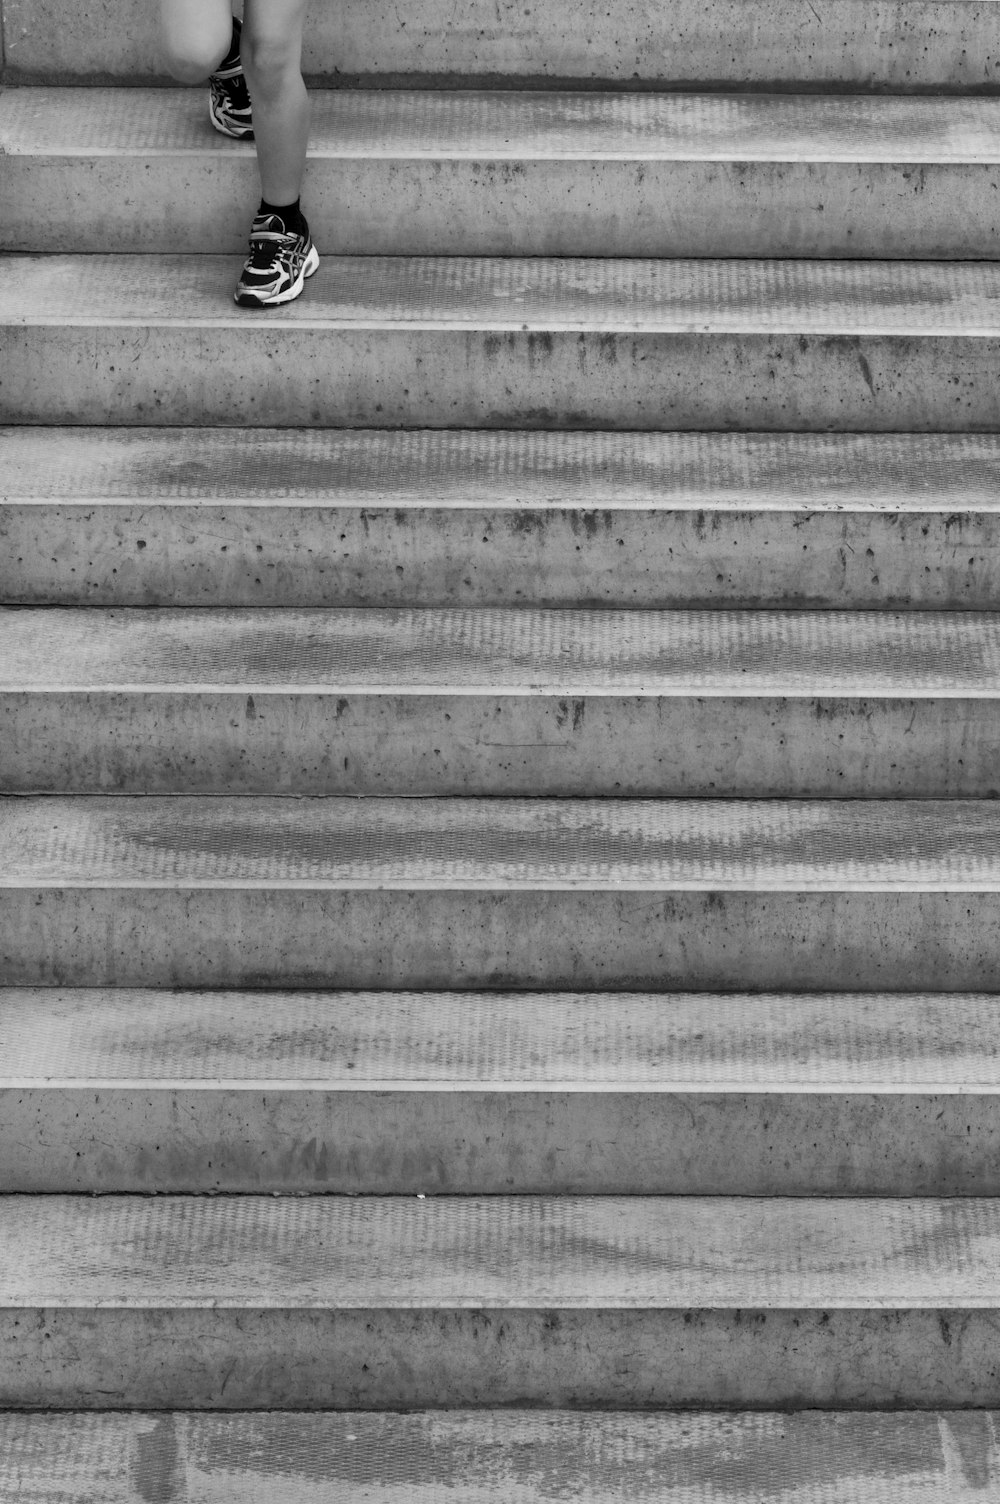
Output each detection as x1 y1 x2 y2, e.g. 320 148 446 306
210 62 251 111
246 227 297 273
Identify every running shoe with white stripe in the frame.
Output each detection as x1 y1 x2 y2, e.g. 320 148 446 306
209 17 253 139
234 213 320 307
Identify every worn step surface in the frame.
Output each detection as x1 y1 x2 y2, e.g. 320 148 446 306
5 796 1000 989
8 89 1000 256
5 988 1000 1194
5 428 1000 610
7 607 1000 694
3 1194 1000 1407
3 1409 999 1502
5 0 1000 90
7 427 1000 512
6 607 1000 795
7 795 1000 889
5 257 1000 429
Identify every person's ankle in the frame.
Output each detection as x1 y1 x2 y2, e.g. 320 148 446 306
217 15 242 73
259 198 306 236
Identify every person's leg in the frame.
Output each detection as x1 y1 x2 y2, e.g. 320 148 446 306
158 0 234 83
159 0 252 139
241 0 310 209
159 0 316 305
233 0 317 306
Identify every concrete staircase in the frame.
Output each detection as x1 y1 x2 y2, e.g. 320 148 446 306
4 0 1000 1495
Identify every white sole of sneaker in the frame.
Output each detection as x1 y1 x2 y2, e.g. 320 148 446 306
234 242 321 308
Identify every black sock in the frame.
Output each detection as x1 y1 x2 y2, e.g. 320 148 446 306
218 15 241 71
259 197 306 235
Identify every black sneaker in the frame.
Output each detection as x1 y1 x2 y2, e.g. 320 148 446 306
234 213 320 306
209 17 253 139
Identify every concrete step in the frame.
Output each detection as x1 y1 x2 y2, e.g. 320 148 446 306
2 1193 1000 1407
5 427 1000 610
8 607 1000 694
5 796 1000 989
15 691 1000 797
5 257 1000 430
5 607 1000 795
6 987 1000 1194
5 0 1000 91
4 1409 998 1502
9 88 1000 257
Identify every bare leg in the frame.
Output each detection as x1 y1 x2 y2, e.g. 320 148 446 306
242 0 310 207
158 0 234 82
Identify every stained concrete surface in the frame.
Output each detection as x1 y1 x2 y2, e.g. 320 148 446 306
5 795 1000 889
3 1306 1000 1408
9 90 1000 256
7 693 1000 796
4 428 1000 510
6 888 1000 990
2 1410 999 1501
6 1087 1000 1195
5 0 1000 89
6 506 1000 610
1 1194 999 1306
5 606 999 693
7 325 1000 431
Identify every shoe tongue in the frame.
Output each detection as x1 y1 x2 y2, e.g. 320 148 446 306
256 213 287 233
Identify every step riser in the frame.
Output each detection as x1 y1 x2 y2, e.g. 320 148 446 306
6 891 1000 990
6 1089 1000 1196
6 330 1000 431
11 329 1000 431
6 507 1000 609
6 695 1000 797
11 161 1000 259
1 1308 995 1409
5 0 1000 89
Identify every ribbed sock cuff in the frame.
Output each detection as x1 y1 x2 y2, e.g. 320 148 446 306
259 198 306 235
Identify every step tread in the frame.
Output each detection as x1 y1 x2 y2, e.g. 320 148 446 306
8 87 1000 161
5 606 1000 695
3 1194 1000 1307
4 428 998 512
3 1409 996 1502
5 796 1000 891
5 255 1000 332
5 988 1000 1090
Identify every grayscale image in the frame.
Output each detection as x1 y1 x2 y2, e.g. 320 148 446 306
1 0 1000 1496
